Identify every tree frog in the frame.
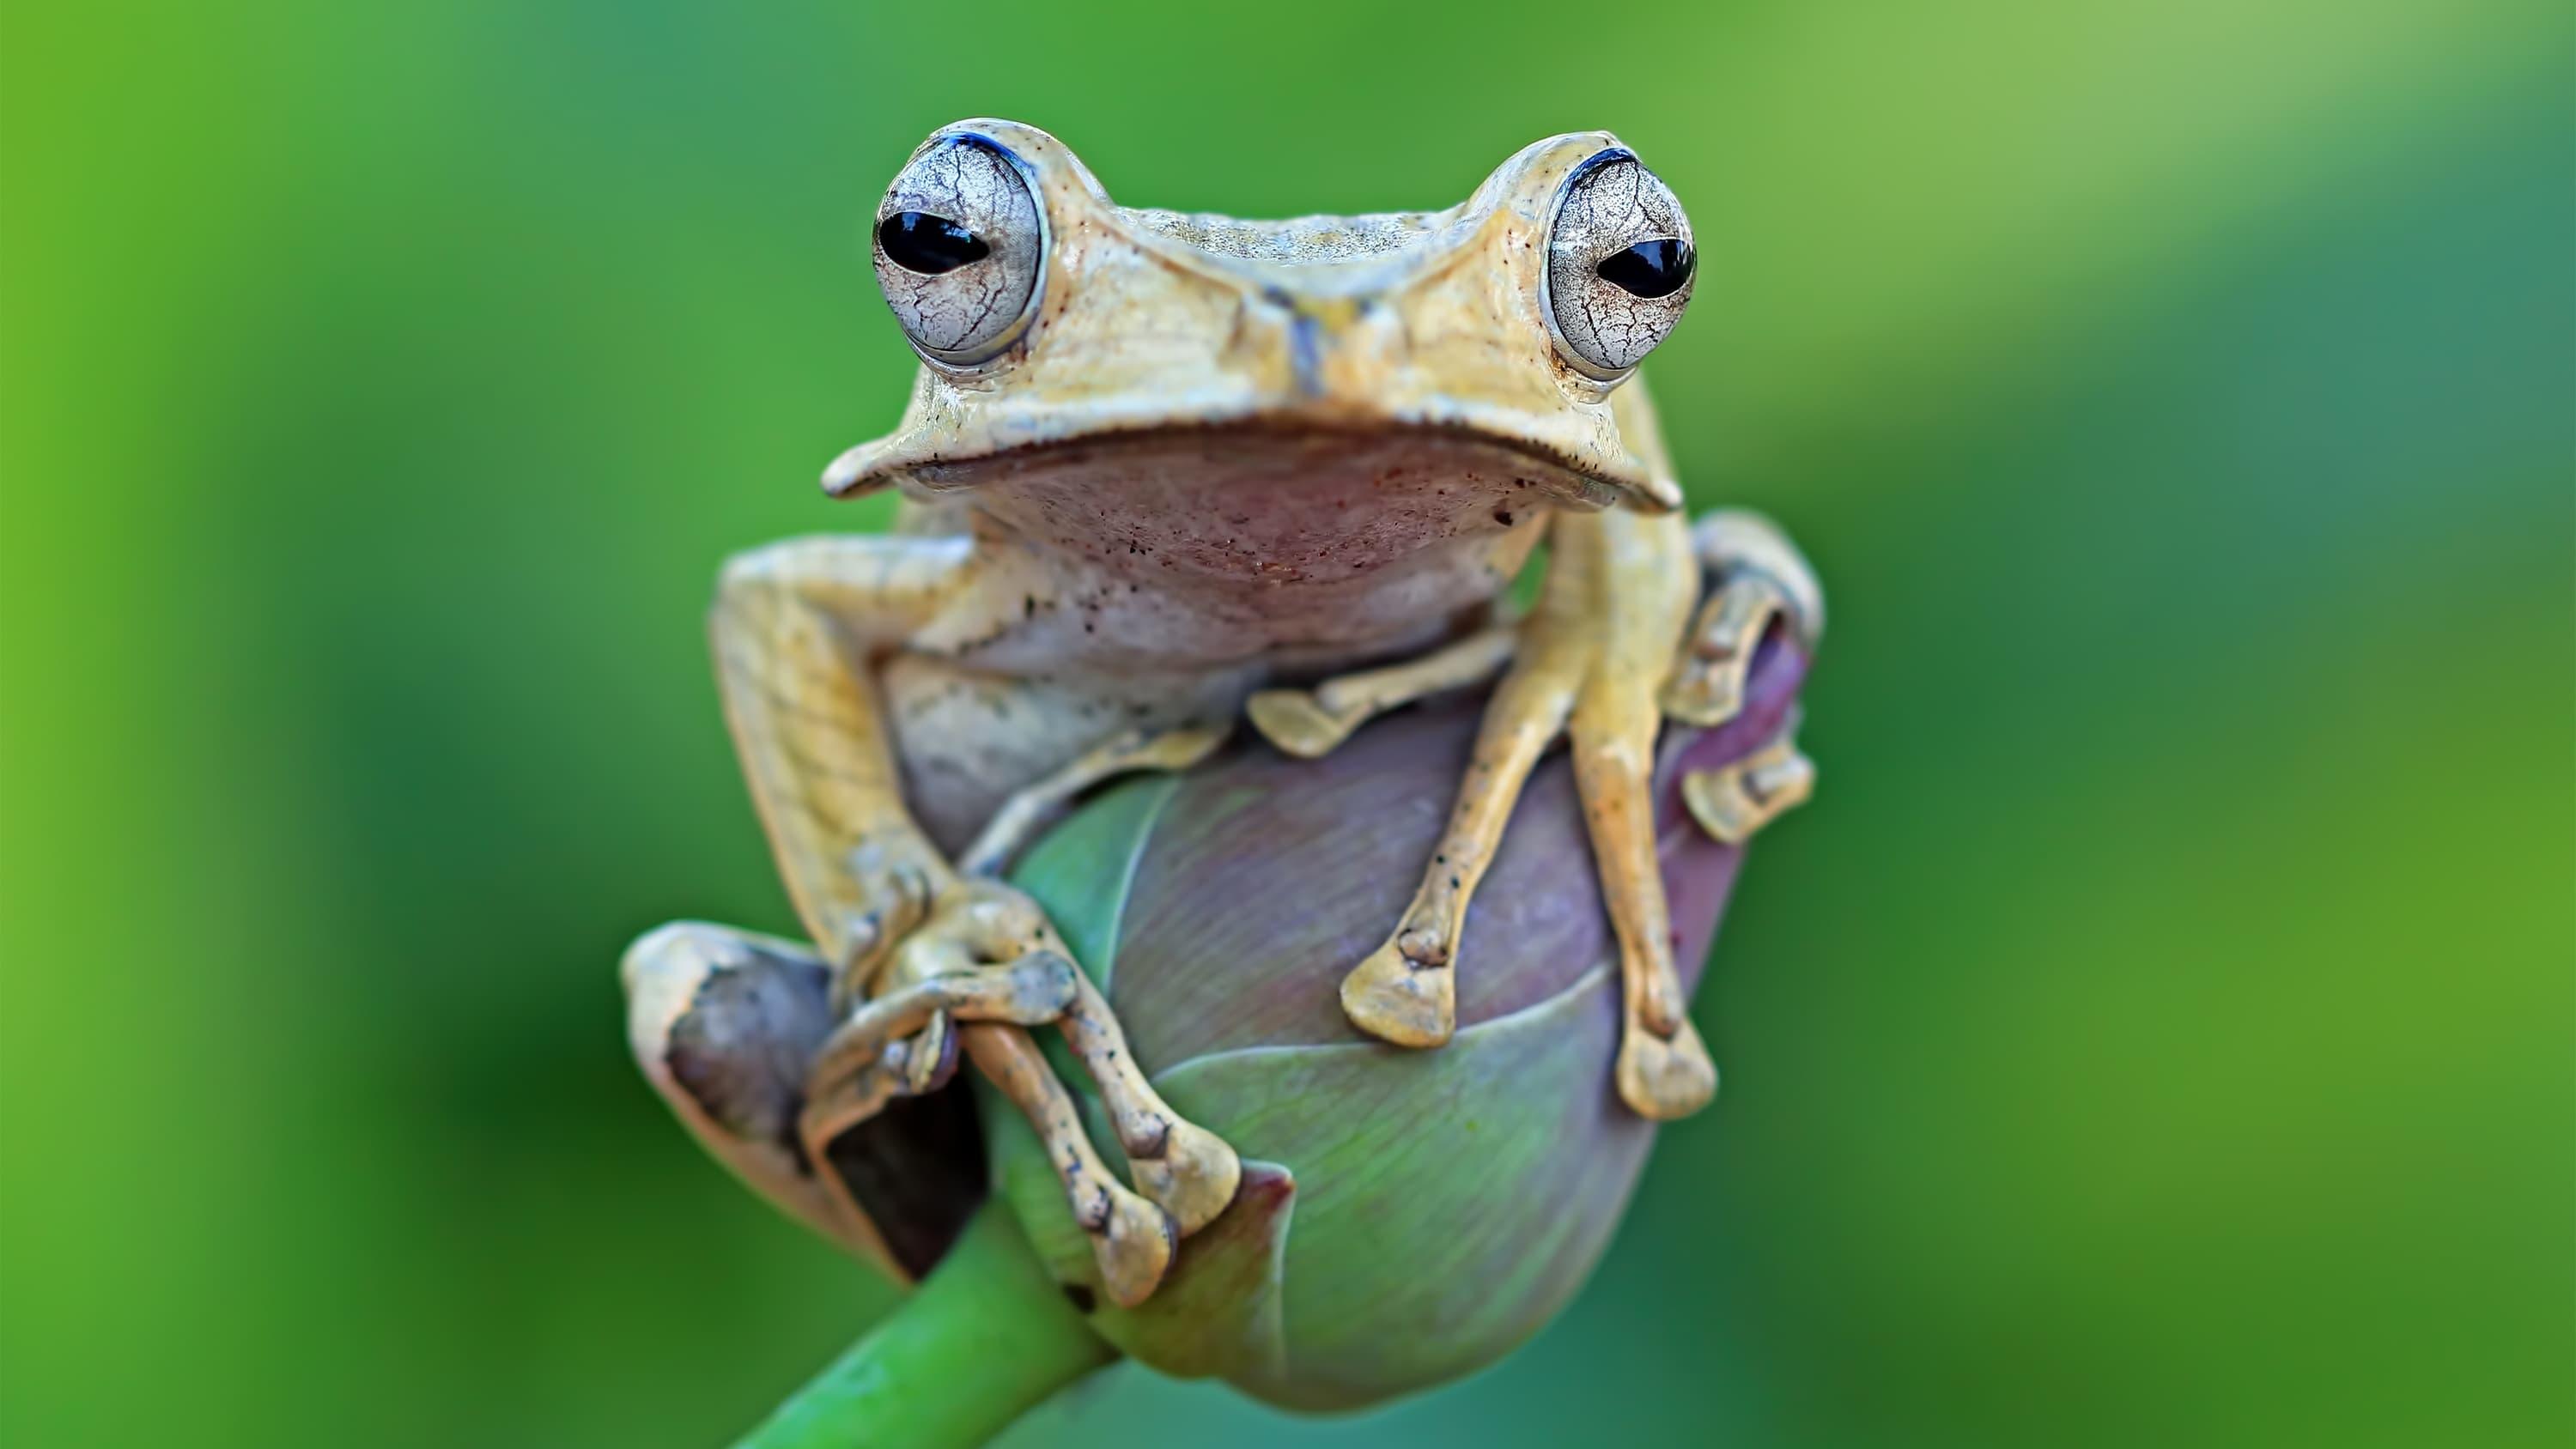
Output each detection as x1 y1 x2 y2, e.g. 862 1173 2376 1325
623 119 1822 1308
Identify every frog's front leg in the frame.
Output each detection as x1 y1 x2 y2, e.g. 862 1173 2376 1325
1565 509 1720 1119
703 535 1238 1305
1326 506 1821 1120
1331 510 1680 1058
1244 623 1518 761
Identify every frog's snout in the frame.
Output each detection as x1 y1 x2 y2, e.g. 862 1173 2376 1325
1251 286 1401 404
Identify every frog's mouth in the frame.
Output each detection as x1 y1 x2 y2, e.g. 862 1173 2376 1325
827 415 1662 518
845 421 1637 590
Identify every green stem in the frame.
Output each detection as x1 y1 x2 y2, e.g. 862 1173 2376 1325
733 1203 1117 1449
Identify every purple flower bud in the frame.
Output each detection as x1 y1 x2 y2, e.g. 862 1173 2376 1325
990 635 1810 1409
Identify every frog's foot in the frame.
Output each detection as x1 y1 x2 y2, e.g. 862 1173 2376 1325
803 951 1081 1099
806 876 1240 1302
1680 724 1817 845
963 1022 1176 1307
1247 624 1517 760
957 721 1232 877
1662 509 1824 728
821 852 937 1018
1339 915 1462 1047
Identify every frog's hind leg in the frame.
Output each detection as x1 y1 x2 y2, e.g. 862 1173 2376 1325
1244 624 1518 760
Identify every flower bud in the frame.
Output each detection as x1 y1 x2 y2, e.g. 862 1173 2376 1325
989 637 1810 1410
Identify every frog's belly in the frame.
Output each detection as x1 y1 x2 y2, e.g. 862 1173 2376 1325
883 656 1263 853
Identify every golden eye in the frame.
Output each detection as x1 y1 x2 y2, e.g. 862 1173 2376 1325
872 135 1043 366
1544 152 1697 379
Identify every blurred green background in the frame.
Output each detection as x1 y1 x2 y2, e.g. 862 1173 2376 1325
3 0 2569 1445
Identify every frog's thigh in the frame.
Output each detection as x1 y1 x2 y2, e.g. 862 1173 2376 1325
619 920 899 1271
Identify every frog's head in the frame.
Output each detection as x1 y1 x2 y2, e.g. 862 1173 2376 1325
823 119 1699 522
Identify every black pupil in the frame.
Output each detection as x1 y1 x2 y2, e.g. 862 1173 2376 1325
1595 239 1694 300
878 212 990 276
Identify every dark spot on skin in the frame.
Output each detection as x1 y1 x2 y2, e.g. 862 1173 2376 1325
1286 312 1325 397
1061 1283 1097 1314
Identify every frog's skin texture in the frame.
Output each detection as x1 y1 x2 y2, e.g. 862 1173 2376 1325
622 119 1821 1307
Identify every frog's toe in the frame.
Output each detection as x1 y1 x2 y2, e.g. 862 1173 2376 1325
1246 687 1360 759
1615 1014 1719 1121
805 951 1079 1100
1127 1117 1242 1237
1086 1184 1180 1310
1680 732 1816 846
1340 937 1456 1047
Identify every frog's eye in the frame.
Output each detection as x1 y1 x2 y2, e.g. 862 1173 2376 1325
872 135 1044 366
1543 152 1697 379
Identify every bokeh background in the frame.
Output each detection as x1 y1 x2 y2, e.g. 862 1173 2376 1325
4 1 2569 1445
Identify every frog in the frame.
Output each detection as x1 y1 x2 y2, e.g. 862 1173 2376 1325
621 118 1822 1309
